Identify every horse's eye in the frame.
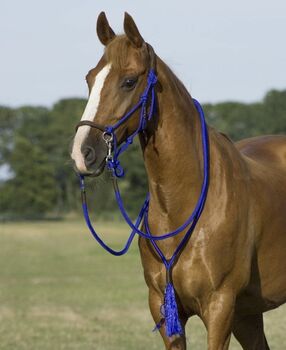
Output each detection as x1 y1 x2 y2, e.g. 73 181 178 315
121 77 138 91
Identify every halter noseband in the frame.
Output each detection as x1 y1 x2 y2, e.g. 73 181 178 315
75 44 157 178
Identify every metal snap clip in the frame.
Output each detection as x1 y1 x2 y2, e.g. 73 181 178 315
102 132 113 144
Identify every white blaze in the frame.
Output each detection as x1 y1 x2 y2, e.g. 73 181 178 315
71 64 112 172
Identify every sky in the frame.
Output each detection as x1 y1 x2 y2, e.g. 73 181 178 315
0 0 286 107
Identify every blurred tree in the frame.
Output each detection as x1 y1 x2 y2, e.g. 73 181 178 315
0 89 285 219
0 106 19 166
263 90 286 134
0 136 58 218
47 98 87 212
203 90 286 141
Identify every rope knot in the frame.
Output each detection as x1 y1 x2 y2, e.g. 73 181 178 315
105 126 114 135
147 70 158 86
126 137 133 145
140 94 148 104
114 162 124 178
113 159 120 167
107 158 125 178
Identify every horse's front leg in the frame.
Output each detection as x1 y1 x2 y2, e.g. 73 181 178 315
149 288 187 350
202 290 235 350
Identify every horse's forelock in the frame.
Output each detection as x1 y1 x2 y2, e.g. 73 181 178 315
105 35 148 72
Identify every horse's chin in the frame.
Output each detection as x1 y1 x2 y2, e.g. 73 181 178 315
74 157 106 178
91 161 106 177
86 158 106 177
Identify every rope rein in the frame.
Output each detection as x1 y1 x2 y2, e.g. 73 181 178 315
79 98 209 254
76 46 210 337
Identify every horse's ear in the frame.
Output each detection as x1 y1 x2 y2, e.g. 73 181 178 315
124 12 144 48
96 12 115 46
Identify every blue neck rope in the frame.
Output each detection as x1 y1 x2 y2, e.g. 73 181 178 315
78 69 210 337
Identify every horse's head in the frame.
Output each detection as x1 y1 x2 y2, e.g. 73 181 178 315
71 12 155 176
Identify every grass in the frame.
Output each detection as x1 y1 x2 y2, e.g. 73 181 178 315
0 220 285 349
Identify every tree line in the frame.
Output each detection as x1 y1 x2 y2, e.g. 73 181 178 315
0 89 285 219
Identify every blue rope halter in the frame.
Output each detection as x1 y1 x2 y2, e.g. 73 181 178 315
76 54 210 337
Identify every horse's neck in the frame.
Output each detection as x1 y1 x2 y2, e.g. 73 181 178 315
140 59 207 231
140 60 248 236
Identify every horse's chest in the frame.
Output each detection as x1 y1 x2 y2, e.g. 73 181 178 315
139 238 211 313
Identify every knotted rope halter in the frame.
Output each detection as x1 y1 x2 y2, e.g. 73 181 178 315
75 44 210 337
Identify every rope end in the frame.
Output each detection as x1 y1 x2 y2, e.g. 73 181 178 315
163 282 184 337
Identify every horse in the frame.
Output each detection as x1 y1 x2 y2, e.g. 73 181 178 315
71 12 286 350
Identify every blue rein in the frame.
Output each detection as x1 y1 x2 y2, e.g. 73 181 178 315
78 68 210 337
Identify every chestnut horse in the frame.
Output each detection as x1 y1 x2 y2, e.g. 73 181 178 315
71 12 286 350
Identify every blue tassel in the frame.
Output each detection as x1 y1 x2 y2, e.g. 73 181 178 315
163 282 183 337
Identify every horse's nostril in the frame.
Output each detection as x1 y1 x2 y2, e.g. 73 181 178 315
83 146 96 167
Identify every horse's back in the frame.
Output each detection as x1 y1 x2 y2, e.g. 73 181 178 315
235 134 286 170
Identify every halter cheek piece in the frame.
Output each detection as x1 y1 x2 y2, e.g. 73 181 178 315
75 44 157 178
76 44 210 338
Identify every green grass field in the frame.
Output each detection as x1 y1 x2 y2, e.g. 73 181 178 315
0 220 285 349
